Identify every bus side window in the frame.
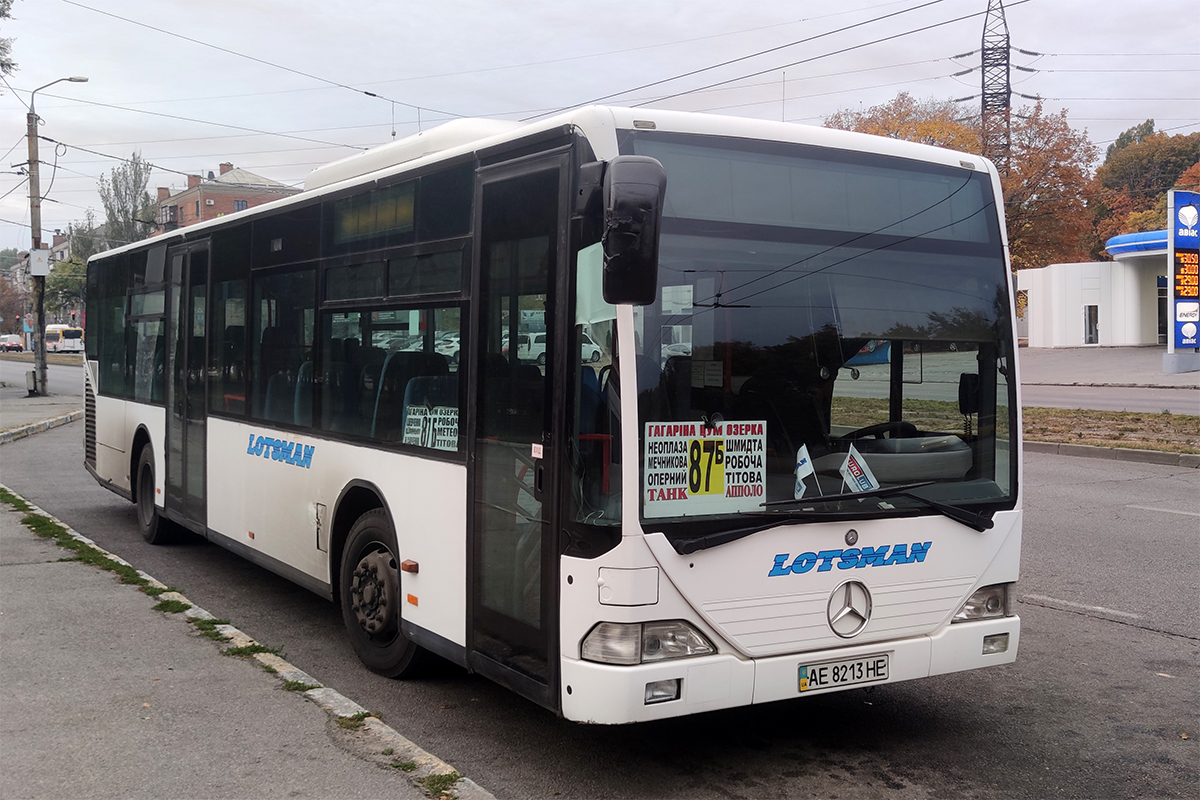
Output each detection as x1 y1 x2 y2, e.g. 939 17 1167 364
250 269 314 425
209 277 247 416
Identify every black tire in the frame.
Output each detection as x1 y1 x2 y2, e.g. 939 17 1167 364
589 349 601 363
340 509 428 678
136 444 173 544
537 352 546 366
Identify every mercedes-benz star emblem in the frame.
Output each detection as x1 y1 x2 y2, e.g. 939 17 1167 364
827 580 872 638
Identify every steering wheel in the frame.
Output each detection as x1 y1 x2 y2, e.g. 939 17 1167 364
841 420 919 441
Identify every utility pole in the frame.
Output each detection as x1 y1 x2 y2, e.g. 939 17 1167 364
26 76 88 396
980 0 1012 175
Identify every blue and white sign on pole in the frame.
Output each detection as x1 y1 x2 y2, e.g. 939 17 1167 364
1168 190 1200 352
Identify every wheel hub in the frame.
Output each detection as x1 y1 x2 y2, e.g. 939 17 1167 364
350 549 398 635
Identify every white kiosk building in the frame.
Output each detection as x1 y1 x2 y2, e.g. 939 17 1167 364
1016 231 1167 348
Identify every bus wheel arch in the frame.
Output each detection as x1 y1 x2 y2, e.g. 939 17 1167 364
329 482 386 605
133 435 173 544
337 504 428 677
130 426 153 503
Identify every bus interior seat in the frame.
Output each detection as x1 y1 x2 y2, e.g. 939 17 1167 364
662 355 692 419
356 347 388 427
151 336 165 403
222 325 245 381
400 375 460 445
579 365 603 435
294 361 313 427
480 358 543 440
371 351 449 440
265 372 295 423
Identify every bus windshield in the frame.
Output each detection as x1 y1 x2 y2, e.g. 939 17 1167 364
628 132 1016 539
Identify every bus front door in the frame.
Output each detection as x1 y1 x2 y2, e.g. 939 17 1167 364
165 244 209 528
469 154 570 709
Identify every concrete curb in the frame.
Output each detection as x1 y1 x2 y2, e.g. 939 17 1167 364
0 409 85 445
0 485 494 800
1025 440 1200 468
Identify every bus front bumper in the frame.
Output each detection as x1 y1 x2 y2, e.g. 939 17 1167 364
559 615 1019 724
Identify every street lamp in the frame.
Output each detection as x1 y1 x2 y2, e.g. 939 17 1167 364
28 76 88 396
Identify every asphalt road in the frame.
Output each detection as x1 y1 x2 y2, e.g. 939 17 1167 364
0 359 84 398
2 423 1196 799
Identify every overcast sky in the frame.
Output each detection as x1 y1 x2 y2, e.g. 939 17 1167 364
1 0 1196 252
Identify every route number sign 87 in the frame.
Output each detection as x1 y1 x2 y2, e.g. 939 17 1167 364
688 439 725 495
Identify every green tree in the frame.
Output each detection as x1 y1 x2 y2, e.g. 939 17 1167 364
0 246 20 271
1105 119 1155 162
98 152 155 248
0 0 16 80
45 257 86 316
66 209 103 263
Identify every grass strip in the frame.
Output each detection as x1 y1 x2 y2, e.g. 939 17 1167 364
416 771 461 799
281 680 321 692
336 711 373 730
829 396 1198 454
222 643 281 658
189 617 233 641
152 598 192 613
0 488 181 593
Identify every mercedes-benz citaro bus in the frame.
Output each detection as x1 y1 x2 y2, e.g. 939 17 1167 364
84 107 1021 724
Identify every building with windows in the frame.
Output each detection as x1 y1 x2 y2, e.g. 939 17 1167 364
154 162 300 234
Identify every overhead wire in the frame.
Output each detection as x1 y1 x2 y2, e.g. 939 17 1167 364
524 0 951 119
57 0 464 120
24 89 367 150
626 0 1034 110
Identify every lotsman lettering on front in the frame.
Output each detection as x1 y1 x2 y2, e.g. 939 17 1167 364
768 542 932 576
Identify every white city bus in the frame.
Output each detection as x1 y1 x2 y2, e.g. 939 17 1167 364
84 107 1021 724
45 323 85 353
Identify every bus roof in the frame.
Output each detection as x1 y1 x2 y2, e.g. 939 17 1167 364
88 106 996 264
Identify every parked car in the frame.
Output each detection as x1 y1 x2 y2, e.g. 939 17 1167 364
580 331 602 362
434 332 460 363
517 332 547 365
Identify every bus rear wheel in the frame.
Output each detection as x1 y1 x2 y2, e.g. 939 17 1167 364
340 509 428 678
136 444 173 544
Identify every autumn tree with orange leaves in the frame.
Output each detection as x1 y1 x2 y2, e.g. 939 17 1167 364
825 93 1096 270
1002 102 1098 271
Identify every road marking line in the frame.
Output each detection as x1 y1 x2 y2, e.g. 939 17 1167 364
1126 504 1200 518
1022 594 1142 619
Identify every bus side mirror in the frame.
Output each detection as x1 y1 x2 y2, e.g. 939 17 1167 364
602 156 666 306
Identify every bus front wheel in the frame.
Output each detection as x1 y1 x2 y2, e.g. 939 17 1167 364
340 509 428 678
136 444 173 544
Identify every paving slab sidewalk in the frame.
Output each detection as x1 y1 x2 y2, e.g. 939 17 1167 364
0 499 491 800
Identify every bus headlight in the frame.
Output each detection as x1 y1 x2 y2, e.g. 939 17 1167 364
581 621 715 665
952 583 1011 622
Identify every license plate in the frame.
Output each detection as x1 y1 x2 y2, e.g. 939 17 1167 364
799 653 889 692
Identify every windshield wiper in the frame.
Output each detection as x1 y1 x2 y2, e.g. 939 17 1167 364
758 481 994 532
668 482 995 554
